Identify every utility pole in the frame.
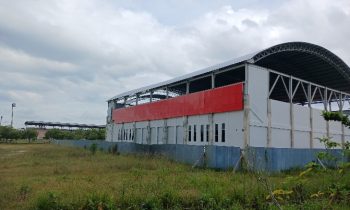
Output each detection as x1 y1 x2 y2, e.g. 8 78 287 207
11 103 16 128
0 115 3 126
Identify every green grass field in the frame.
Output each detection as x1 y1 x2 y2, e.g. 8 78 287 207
0 143 349 210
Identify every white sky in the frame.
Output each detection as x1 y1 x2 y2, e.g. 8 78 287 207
0 0 350 127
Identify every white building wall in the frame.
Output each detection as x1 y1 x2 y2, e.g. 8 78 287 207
213 112 244 147
270 100 292 148
246 64 346 149
247 65 269 147
108 110 244 147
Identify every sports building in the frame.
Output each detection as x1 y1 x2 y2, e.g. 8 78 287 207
106 42 350 151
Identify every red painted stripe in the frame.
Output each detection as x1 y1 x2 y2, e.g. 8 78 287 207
113 83 244 123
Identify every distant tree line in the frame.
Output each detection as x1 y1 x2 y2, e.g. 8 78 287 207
45 128 105 140
0 126 105 141
0 126 37 141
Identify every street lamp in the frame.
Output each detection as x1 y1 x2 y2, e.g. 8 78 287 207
11 103 16 128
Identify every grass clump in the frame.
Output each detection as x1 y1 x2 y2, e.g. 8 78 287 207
89 143 98 155
34 192 69 210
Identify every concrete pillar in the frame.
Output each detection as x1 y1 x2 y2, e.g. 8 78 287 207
208 114 214 145
211 73 215 89
147 121 151 144
267 99 272 147
133 122 136 143
308 84 313 148
324 88 330 138
243 64 250 148
166 87 169 99
289 76 294 148
183 116 188 144
163 120 168 144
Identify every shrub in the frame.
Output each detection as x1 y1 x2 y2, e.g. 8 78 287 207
108 144 119 155
18 184 31 201
81 193 116 210
34 192 69 210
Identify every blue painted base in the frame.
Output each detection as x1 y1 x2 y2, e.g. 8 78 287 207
52 140 347 171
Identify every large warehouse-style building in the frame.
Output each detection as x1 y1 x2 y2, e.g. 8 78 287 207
106 42 350 153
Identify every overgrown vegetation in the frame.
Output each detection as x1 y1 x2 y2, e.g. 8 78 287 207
322 110 350 128
0 126 37 142
1 144 350 210
45 128 105 140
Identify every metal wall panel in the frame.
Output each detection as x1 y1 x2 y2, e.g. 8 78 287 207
329 121 342 135
271 100 291 130
271 129 291 148
313 132 327 148
249 126 267 147
246 65 269 147
187 114 210 145
213 112 244 147
157 127 164 144
142 128 147 144
167 117 183 127
332 134 342 147
345 127 350 135
150 127 157 144
247 65 268 127
313 109 327 133
168 127 176 144
294 131 310 148
176 126 184 144
136 128 142 144
294 105 310 131
135 121 148 128
149 120 163 127
105 124 113 142
52 140 346 171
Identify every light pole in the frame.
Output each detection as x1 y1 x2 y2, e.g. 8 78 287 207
11 103 16 128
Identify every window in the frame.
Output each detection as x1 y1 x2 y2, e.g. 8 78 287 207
188 125 192 142
206 125 210 142
221 123 225 142
118 129 121 140
193 125 197 142
200 125 204 142
215 124 219 142
129 129 132 140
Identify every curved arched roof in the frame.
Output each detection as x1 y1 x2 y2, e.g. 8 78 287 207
250 42 350 93
109 42 350 101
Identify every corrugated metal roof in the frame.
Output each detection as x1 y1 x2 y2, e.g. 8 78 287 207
108 42 350 101
108 52 255 101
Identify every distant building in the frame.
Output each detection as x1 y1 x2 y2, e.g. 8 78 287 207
24 121 105 139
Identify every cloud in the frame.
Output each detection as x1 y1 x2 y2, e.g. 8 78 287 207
0 0 349 127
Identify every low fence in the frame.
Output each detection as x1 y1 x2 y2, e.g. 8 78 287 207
52 140 346 171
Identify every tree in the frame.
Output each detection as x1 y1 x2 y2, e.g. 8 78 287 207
45 129 64 139
44 128 105 140
23 128 38 141
9 129 22 140
0 126 13 140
